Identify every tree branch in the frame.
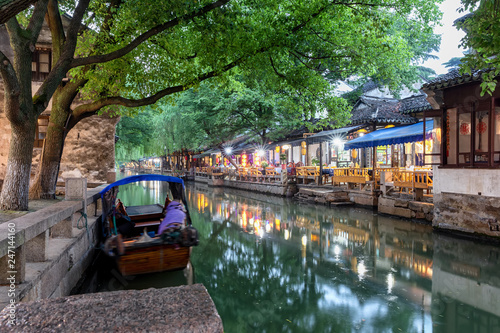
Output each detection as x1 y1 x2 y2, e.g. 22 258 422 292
70 0 230 68
0 50 22 125
269 55 286 78
27 0 49 45
0 0 36 24
72 57 242 117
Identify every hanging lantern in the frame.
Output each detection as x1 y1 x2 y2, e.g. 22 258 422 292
255 154 260 166
301 141 306 148
184 156 188 161
301 148 306 156
351 149 358 159
275 146 280 153
241 154 247 167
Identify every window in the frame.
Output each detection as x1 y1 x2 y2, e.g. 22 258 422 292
32 49 51 81
435 98 500 168
34 115 49 148
423 111 442 165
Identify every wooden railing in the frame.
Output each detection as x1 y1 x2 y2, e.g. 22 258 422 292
332 168 371 184
296 166 319 177
392 170 433 190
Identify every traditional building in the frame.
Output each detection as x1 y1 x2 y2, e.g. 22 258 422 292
0 18 118 187
422 69 500 237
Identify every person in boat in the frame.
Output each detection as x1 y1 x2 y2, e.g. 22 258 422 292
158 199 186 235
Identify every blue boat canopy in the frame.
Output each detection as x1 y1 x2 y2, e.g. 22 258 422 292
343 120 433 150
99 174 184 195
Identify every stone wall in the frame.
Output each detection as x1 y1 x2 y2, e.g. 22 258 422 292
434 192 500 238
220 179 290 196
60 114 119 184
378 196 433 221
0 86 118 186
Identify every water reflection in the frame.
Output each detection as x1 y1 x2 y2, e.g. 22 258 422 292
92 174 500 332
186 183 500 332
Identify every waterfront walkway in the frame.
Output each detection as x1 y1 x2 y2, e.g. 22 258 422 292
0 284 223 332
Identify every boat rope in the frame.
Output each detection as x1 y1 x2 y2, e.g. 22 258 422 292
76 211 93 250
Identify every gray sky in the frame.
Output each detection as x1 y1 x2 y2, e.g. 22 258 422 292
422 0 467 75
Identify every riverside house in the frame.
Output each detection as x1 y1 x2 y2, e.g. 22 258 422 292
422 69 500 237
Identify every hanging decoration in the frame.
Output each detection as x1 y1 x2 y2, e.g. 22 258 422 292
459 122 470 135
351 149 358 159
275 146 280 153
476 121 487 134
241 154 247 167
254 153 261 167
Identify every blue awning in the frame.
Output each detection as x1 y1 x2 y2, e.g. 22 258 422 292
99 174 184 195
344 120 433 149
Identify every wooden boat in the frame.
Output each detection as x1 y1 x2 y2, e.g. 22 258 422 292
99 174 198 276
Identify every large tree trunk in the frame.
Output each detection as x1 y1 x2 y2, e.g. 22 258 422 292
0 120 36 210
29 87 70 199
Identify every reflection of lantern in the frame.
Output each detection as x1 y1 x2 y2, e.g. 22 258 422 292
351 149 358 159
275 146 280 153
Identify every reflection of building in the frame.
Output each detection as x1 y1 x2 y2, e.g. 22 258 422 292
432 233 500 331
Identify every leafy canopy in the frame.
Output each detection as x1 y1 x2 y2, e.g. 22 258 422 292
457 1 500 94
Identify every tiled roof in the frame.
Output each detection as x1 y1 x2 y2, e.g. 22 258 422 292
350 96 416 125
398 93 432 114
422 68 487 91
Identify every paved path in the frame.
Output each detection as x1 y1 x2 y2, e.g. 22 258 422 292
0 284 223 332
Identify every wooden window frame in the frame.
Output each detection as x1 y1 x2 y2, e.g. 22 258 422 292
439 98 500 169
31 49 51 81
423 109 443 166
34 115 49 148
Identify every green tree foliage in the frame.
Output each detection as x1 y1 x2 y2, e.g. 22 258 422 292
1 0 442 209
115 110 157 163
456 1 500 94
442 57 463 69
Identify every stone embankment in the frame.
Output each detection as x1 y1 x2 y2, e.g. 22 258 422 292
0 284 223 332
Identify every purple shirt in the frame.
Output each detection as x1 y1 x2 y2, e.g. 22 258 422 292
158 201 186 235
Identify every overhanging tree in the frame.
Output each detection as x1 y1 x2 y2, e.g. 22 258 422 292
456 1 500 94
1 0 442 210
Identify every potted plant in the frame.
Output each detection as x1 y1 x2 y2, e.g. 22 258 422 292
261 161 269 175
280 153 287 163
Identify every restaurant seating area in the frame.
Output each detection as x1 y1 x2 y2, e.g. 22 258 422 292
193 165 433 201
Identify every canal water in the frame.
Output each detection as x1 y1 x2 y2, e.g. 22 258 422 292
79 176 500 332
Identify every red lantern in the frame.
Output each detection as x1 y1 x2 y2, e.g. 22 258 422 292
185 156 188 160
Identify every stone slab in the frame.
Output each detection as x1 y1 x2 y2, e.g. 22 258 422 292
409 201 434 214
0 284 223 333
378 204 413 219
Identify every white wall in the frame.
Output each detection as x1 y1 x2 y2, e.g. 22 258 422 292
433 166 500 197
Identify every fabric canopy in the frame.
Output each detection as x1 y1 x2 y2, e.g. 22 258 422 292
99 174 184 195
343 120 433 150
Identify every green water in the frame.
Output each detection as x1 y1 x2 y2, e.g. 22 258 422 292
98 172 500 332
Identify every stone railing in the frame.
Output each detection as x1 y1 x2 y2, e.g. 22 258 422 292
0 179 105 307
